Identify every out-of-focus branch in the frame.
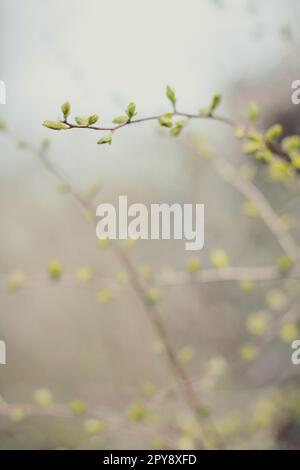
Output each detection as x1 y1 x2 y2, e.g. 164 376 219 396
3 131 224 449
187 136 300 264
212 159 300 263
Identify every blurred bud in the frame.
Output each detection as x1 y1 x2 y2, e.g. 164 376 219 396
145 288 161 304
239 279 256 293
75 267 93 283
127 403 147 423
280 323 299 343
70 399 86 414
210 249 230 268
246 311 268 335
265 124 282 142
34 388 53 407
186 257 201 274
84 418 105 434
178 346 195 364
234 126 246 139
47 260 62 280
6 270 25 292
239 344 258 361
277 254 293 273
10 407 25 422
248 102 260 124
98 237 111 249
265 289 287 311
242 200 260 218
242 141 262 155
97 288 114 303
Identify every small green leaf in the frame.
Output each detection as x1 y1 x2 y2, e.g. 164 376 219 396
248 102 260 124
88 114 99 126
75 116 88 126
210 94 222 113
166 85 176 109
61 101 71 120
97 134 112 145
170 120 186 136
234 126 246 139
125 102 137 120
242 141 262 154
42 120 69 130
255 149 273 163
265 124 282 142
248 131 263 143
158 113 173 128
113 116 129 124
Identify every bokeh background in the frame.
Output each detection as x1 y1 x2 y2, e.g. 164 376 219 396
1 0 300 449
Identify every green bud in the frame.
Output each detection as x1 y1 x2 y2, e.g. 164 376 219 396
113 116 129 124
75 116 88 126
248 131 263 143
158 113 173 128
170 120 186 136
265 124 282 142
126 102 137 120
88 114 99 126
255 149 273 163
0 118 6 130
282 135 300 153
234 126 246 139
242 141 262 154
97 134 112 145
248 102 260 124
166 85 176 109
61 101 71 119
210 94 222 114
42 120 69 130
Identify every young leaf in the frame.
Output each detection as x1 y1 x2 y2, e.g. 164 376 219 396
158 113 173 128
61 101 71 120
170 120 186 136
248 102 260 124
113 116 129 124
125 102 137 120
234 126 246 139
210 94 222 113
75 116 88 126
97 134 112 145
242 141 262 154
166 85 176 109
43 120 69 130
265 124 282 142
88 114 99 126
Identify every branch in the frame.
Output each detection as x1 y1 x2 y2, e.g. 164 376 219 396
43 89 297 171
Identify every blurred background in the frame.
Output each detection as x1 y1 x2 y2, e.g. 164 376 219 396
1 0 300 450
